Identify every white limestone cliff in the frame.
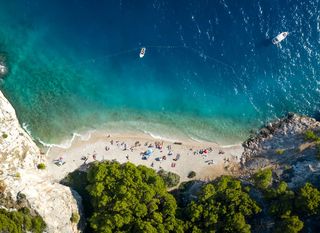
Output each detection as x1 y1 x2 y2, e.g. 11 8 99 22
0 91 82 233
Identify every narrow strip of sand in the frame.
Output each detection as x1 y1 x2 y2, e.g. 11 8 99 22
46 131 243 183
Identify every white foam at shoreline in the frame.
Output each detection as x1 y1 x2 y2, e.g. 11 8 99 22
142 130 178 142
23 121 240 152
35 131 93 150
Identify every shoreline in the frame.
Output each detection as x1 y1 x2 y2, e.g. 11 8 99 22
45 129 244 183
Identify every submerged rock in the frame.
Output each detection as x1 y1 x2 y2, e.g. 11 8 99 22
0 54 8 78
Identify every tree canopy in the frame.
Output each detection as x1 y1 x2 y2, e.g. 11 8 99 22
275 212 304 233
86 161 183 233
295 182 320 216
63 160 320 233
265 181 295 216
0 207 46 233
184 176 261 233
253 168 272 190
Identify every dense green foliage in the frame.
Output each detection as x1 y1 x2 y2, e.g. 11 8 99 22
157 169 181 188
63 160 320 233
86 161 183 233
295 183 320 216
253 168 272 190
258 174 320 233
265 181 295 216
274 212 304 233
184 176 261 233
0 207 46 233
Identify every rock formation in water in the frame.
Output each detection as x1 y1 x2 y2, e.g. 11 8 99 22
0 91 82 233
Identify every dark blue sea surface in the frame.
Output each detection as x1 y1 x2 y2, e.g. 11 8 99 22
0 0 319 144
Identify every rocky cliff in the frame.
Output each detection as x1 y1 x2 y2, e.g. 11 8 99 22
0 91 82 233
242 113 320 188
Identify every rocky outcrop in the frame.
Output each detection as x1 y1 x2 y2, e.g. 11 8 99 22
242 113 320 188
0 91 82 233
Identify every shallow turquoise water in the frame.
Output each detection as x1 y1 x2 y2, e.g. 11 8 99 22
0 0 320 144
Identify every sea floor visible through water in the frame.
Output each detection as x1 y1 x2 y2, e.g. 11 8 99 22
1 0 320 146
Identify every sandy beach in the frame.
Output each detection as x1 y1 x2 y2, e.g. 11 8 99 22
46 130 243 184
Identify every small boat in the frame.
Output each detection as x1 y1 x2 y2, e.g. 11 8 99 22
139 47 146 58
272 32 289 45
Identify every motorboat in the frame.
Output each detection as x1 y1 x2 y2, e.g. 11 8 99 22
272 32 289 45
139 47 146 58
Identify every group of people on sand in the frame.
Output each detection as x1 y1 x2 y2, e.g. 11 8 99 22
52 133 228 173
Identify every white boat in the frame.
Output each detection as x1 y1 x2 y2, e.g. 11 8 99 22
272 32 289 45
139 47 146 58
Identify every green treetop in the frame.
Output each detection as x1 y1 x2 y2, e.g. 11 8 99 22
86 161 183 233
295 182 320 216
253 168 272 190
275 211 304 233
185 176 261 233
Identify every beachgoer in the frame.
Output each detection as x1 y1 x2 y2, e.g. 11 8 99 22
83 157 88 164
93 154 96 160
110 140 114 145
218 150 225 154
126 154 129 160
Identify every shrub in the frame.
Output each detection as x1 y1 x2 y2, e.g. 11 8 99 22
37 163 46 170
157 169 180 188
253 168 272 190
15 172 21 179
304 130 319 141
2 133 8 139
188 171 196 178
0 208 46 233
275 149 285 155
70 212 80 224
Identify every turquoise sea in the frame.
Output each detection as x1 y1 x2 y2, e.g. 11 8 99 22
0 0 320 144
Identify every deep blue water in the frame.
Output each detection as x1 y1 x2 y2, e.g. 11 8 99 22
0 0 319 144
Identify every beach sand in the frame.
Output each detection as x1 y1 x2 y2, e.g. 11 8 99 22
46 131 243 184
